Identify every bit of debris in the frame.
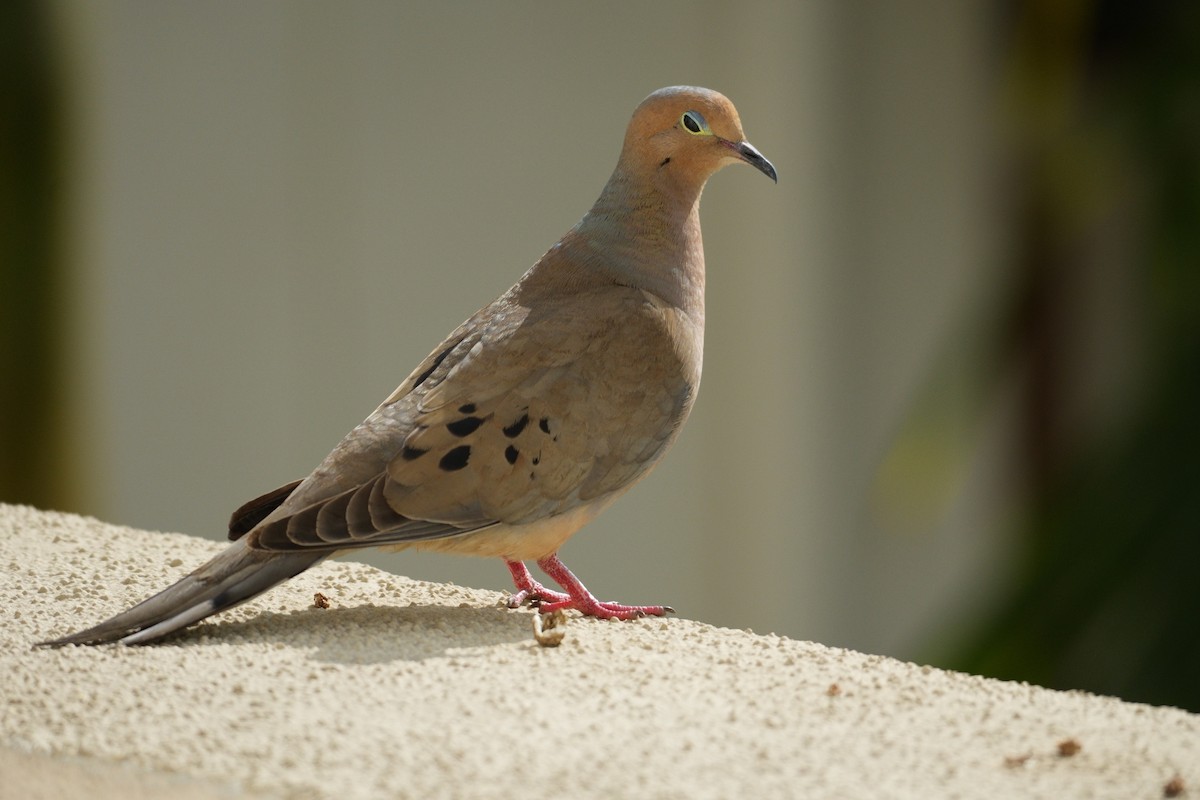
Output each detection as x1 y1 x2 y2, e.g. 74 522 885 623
1004 753 1033 768
532 609 567 647
826 683 841 697
1056 738 1082 757
1164 774 1185 798
312 592 331 609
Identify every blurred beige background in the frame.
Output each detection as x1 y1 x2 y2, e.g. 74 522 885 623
43 1 1010 659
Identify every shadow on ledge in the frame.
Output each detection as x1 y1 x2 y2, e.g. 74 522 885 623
127 602 538 665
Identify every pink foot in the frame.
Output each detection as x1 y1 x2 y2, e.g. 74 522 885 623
505 560 571 608
504 555 674 620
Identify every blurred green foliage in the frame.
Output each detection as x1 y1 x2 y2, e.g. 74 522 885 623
0 2 68 510
942 0 1200 711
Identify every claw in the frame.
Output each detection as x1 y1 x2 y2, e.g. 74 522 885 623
503 555 673 621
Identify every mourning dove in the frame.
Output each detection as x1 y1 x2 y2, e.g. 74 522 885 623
39 85 776 647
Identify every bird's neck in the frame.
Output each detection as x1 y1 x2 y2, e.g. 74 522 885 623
567 166 707 316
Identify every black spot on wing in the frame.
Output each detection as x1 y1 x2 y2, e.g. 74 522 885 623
446 416 484 437
458 403 476 414
413 338 461 390
401 445 428 461
505 445 519 465
539 417 551 434
439 445 471 471
503 413 529 438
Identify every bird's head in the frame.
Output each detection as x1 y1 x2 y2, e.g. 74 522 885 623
619 86 777 195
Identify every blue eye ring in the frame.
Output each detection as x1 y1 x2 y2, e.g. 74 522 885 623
681 111 708 135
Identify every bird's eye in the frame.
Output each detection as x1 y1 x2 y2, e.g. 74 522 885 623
681 111 708 135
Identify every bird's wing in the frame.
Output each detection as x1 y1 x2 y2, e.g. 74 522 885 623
243 280 697 553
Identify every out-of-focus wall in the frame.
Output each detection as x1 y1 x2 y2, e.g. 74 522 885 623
48 1 1006 657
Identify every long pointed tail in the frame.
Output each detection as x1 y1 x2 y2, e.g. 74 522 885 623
36 540 325 647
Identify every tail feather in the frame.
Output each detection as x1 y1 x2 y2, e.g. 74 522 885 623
36 540 325 647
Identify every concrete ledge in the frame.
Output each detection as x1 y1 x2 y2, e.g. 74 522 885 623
2 503 1196 799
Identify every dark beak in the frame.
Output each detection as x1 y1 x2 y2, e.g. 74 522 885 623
731 140 777 183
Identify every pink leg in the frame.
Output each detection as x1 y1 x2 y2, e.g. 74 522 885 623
505 560 571 608
504 554 673 620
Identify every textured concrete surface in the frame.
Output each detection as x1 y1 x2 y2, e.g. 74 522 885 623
2 504 1196 799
